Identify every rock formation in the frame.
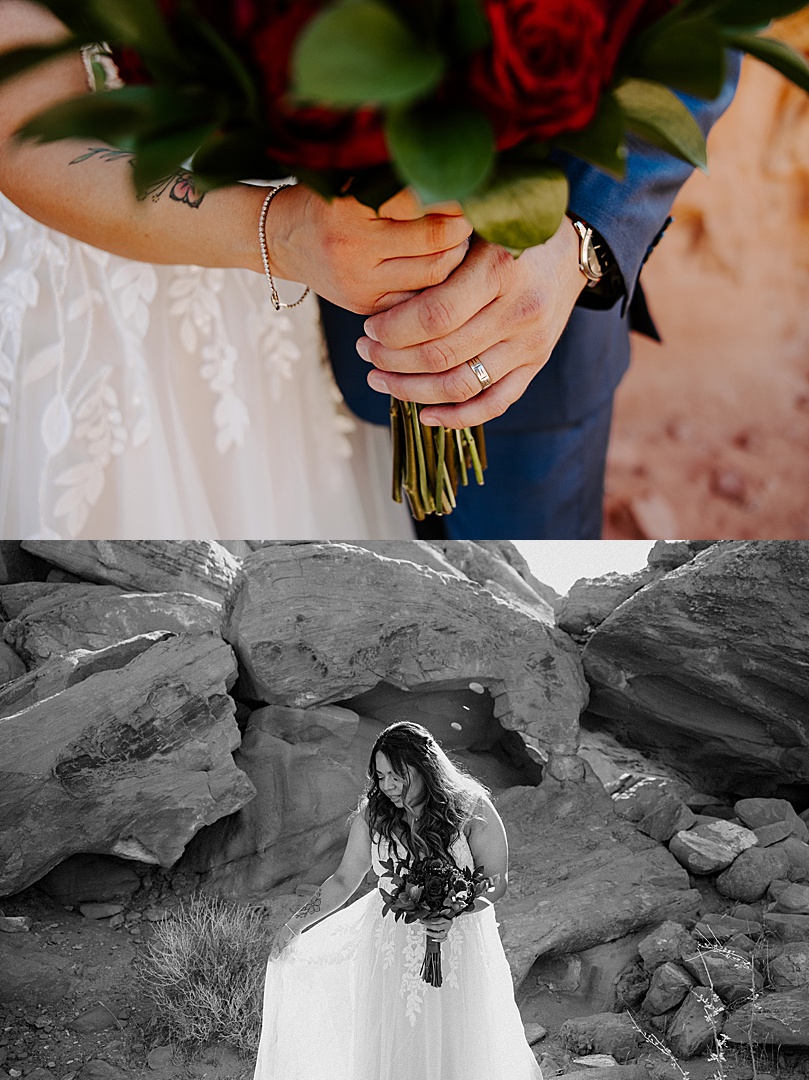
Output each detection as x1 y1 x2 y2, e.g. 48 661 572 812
496 771 701 987
0 632 254 895
1 584 222 667
581 541 809 799
223 543 587 766
0 537 807 1075
19 541 239 603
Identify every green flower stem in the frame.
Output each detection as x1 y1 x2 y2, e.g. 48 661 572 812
421 417 438 496
390 397 403 503
463 427 485 486
392 399 485 518
401 400 424 519
409 403 434 513
434 425 445 514
455 428 469 486
445 426 458 495
471 424 488 471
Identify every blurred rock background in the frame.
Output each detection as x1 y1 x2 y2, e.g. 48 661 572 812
605 14 809 539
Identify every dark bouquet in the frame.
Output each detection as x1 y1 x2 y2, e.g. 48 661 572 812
379 851 497 986
3 0 808 518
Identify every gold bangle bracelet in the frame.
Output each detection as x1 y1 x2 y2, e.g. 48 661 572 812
258 185 310 311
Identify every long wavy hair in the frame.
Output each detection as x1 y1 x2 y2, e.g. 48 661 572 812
364 721 489 861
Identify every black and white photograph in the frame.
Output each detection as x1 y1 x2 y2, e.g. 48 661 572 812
0 539 808 1080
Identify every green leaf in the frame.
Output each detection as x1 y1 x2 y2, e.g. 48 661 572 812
17 86 215 148
553 93 628 179
83 0 176 60
386 104 494 203
18 90 157 147
0 39 89 85
132 124 217 193
191 129 278 188
453 0 491 52
725 31 809 93
345 165 404 212
462 164 569 253
292 0 445 107
621 15 727 99
711 0 809 29
177 10 259 116
614 78 708 171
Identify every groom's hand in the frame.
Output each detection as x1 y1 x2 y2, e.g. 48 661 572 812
356 220 589 427
266 186 471 316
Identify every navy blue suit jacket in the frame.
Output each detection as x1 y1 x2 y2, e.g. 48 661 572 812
320 60 740 433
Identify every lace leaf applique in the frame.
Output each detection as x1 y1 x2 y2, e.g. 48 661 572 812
41 394 73 455
23 344 62 387
111 261 157 338
169 266 250 451
52 370 127 536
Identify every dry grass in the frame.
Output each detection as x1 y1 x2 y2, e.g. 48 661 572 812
135 893 272 1053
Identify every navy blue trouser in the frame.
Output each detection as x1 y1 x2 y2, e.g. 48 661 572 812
423 401 614 540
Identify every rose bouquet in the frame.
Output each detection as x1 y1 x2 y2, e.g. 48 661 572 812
3 0 808 518
378 851 497 986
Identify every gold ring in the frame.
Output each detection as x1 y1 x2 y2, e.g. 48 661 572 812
467 357 492 390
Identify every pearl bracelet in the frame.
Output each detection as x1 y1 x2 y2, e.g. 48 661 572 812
258 185 310 311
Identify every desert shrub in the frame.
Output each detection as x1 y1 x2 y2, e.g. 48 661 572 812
135 893 272 1053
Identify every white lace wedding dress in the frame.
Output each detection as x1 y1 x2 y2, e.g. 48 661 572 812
0 188 414 539
253 831 542 1080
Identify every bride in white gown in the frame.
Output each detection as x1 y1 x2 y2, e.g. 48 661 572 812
255 722 542 1080
0 2 469 539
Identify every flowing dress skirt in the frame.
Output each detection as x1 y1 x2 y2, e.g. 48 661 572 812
254 887 542 1080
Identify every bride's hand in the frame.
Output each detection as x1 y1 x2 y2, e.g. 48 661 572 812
269 922 300 961
263 185 472 317
420 916 451 942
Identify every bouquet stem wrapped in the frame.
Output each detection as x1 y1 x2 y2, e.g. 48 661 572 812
421 936 444 987
391 399 486 517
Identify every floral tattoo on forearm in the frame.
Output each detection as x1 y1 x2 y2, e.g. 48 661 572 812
292 889 323 921
69 147 206 207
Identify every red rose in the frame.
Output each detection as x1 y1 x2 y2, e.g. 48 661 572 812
467 0 611 148
467 0 669 150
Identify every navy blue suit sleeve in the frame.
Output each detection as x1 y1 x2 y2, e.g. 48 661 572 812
559 51 742 310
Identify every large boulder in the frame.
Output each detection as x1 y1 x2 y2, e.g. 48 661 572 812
181 704 370 899
555 567 661 636
582 541 809 798
494 772 701 987
2 584 222 667
424 541 557 616
223 543 587 765
20 541 240 603
0 632 255 896
668 986 725 1058
723 988 809 1046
